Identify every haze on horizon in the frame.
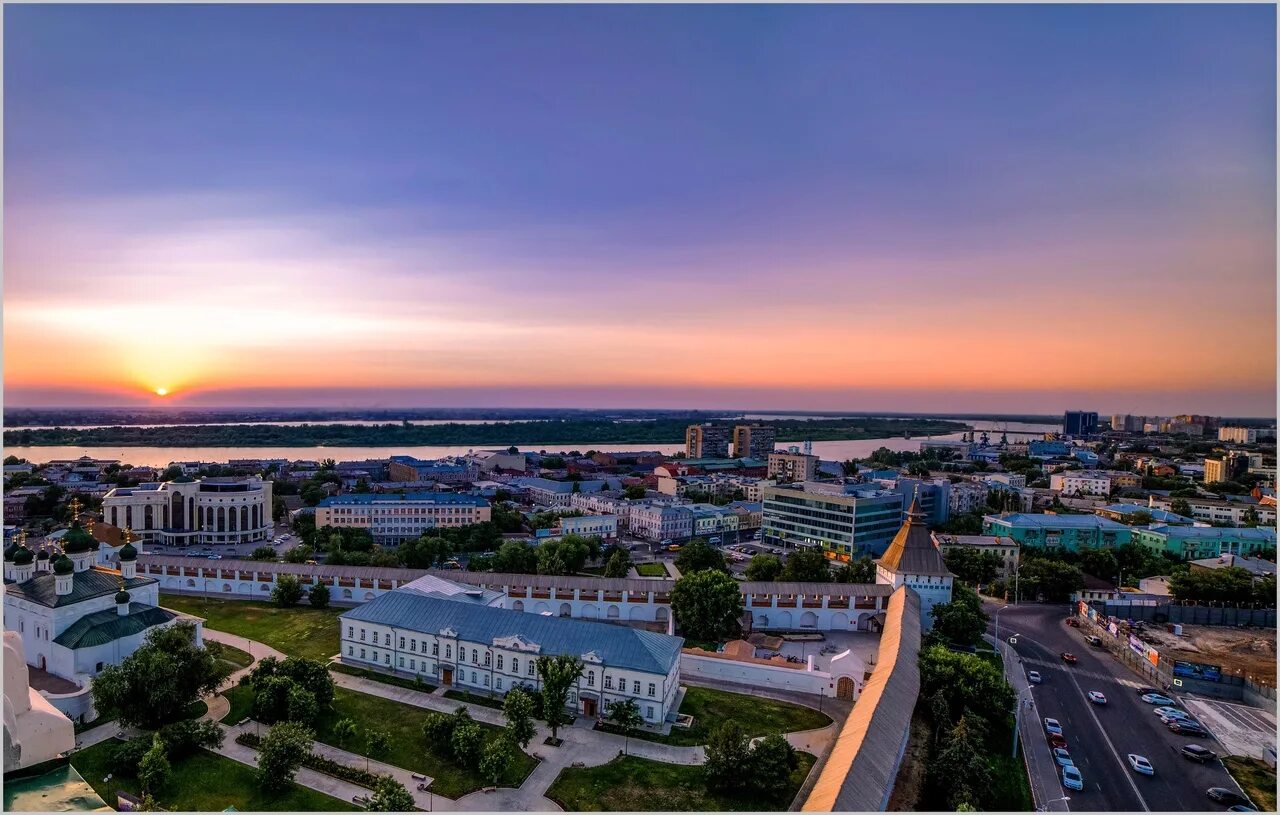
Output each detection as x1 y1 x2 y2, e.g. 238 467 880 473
4 5 1276 417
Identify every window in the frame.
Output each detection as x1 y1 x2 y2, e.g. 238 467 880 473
348 646 353 656
528 662 535 676
512 658 519 674
604 676 613 690
633 680 640 694
400 637 406 649
360 628 366 641
497 655 504 671
647 706 654 720
587 672 595 687
95 661 104 672
361 649 366 659
385 633 392 646
347 626 353 637
484 674 490 686
445 645 451 659
399 657 405 667
433 642 439 656
497 678 503 690
410 639 417 652
648 683 656 697
472 649 479 665
484 652 491 666
472 671 478 683
410 659 416 671
385 653 391 664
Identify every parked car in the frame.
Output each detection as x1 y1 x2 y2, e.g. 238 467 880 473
1170 720 1211 737
1044 718 1064 736
1085 635 1103 646
1136 686 1162 696
1206 788 1252 806
1028 670 1042 684
1127 754 1155 776
1160 712 1197 726
1061 765 1084 791
1053 747 1074 767
1141 693 1176 705
1154 706 1190 719
1065 618 1080 627
1181 744 1217 763
1227 806 1258 812
1088 691 1108 705
1061 652 1078 664
1048 733 1068 749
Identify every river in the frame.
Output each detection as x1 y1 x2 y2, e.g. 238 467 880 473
5 420 1060 468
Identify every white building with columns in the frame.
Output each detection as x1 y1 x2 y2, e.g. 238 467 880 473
101 476 273 547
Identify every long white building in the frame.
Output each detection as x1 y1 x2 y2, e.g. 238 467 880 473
314 492 491 545
102 476 273 546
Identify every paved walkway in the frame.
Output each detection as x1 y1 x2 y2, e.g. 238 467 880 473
987 633 1066 813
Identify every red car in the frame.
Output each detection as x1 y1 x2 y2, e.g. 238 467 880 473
1061 652 1078 664
1065 618 1081 628
1048 733 1068 749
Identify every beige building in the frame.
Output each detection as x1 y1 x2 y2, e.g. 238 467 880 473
732 424 777 459
101 476 273 547
768 451 819 483
315 492 491 545
931 532 1020 578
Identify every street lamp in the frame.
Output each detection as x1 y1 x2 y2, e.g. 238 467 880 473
1010 687 1033 758
993 605 1010 646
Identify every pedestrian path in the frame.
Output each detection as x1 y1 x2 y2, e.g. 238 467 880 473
986 634 1068 813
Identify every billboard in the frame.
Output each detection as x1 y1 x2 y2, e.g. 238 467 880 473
1128 634 1145 656
1173 660 1222 682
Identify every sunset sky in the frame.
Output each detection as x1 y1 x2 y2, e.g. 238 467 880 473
5 4 1276 415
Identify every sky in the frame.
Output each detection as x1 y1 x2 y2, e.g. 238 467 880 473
4 4 1276 416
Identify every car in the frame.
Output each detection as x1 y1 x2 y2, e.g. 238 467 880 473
1088 691 1107 705
667 544 682 552
1127 754 1155 775
1043 718 1063 736
1170 720 1211 737
1227 806 1258 812
1053 747 1074 767
1154 706 1190 719
1028 670 1042 684
1061 652 1078 664
1141 693 1176 705
1048 733 1068 749
207 554 223 560
1061 765 1084 791
1136 686 1163 696
1065 618 1080 627
1206 788 1251 806
1160 711 1198 726
1181 744 1218 763
1085 635 1103 646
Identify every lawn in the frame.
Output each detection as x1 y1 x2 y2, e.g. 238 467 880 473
330 662 438 693
209 640 254 669
160 594 341 661
603 686 830 747
222 683 256 724
70 739 357 811
1223 755 1277 812
312 687 537 798
442 688 506 710
546 751 816 811
635 562 668 577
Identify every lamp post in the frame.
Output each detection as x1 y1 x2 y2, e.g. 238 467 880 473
1011 687 1032 758
993 605 1010 647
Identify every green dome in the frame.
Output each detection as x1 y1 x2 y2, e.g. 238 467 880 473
37 549 50 560
61 522 97 554
115 589 131 604
118 541 138 562
3 543 17 562
12 547 34 566
52 555 74 575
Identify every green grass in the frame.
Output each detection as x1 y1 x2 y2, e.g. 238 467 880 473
160 594 341 661
70 739 358 811
1223 755 1277 812
222 683 256 724
313 687 537 798
443 689 506 710
329 663 438 693
181 699 209 720
209 640 254 669
608 686 830 747
635 562 668 577
546 751 816 811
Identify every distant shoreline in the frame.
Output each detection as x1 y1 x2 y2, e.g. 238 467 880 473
3 417 970 448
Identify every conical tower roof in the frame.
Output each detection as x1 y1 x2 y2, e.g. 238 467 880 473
878 494 952 577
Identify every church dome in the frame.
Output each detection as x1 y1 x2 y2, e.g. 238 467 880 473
115 589 131 604
52 555 74 575
37 549 50 560
119 541 138 562
3 543 17 562
61 522 97 554
12 547 34 566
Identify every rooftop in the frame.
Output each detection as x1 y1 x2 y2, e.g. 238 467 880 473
878 498 952 577
317 492 488 507
342 591 684 675
4 569 156 608
53 604 179 649
984 513 1130 530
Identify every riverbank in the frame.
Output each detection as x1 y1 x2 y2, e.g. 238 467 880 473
5 417 967 448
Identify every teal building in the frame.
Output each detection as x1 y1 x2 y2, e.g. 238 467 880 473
1131 524 1277 560
982 513 1132 551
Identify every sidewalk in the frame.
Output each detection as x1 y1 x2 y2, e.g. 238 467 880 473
987 634 1068 813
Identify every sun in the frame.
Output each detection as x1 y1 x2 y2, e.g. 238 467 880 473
154 387 169 397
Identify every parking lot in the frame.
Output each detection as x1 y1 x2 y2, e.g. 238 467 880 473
1182 697 1278 761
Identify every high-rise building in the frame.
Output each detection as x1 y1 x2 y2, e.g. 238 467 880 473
685 424 731 458
767 451 819 482
1063 411 1099 436
1204 453 1249 485
761 481 903 558
732 424 777 459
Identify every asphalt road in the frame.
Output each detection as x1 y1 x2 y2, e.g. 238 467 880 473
991 602 1246 812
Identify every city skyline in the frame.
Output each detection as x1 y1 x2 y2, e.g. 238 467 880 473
5 4 1276 415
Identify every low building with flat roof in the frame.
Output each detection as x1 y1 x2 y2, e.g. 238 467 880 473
982 513 1132 551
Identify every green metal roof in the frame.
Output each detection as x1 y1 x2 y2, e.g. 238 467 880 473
53 604 178 649
4 569 155 608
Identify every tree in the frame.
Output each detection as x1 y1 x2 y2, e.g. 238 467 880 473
536 654 585 742
603 548 633 578
834 557 876 584
943 548 1002 585
250 545 278 561
400 535 454 569
283 544 314 563
256 721 313 792
928 714 992 810
670 570 744 643
674 539 727 573
286 685 319 727
745 554 783 582
930 598 988 646
1169 567 1258 604
703 721 752 792
604 698 643 754
308 583 330 609
367 728 391 761
493 540 539 574
272 575 304 607
779 548 831 583
749 733 798 798
503 687 537 749
137 735 171 796
91 622 230 729
479 736 516 785
451 722 485 768
157 719 224 758
1017 558 1084 602
1078 547 1119 584
368 776 415 811
623 484 647 500
840 460 859 476
918 644 1015 725
1170 498 1193 518
332 717 359 748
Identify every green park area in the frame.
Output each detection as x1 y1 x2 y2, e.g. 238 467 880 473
635 562 668 577
160 594 340 661
600 686 829 747
546 751 816 811
70 738 357 812
1223 756 1277 812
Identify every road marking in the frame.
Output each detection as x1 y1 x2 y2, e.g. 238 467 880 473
1016 630 1151 812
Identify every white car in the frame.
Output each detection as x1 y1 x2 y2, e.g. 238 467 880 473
1028 670 1042 684
1087 691 1107 705
1141 693 1176 706
1127 754 1154 776
1062 765 1084 790
1044 718 1063 736
1053 747 1074 767
1155 706 1190 720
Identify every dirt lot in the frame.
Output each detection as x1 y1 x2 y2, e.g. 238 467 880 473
1138 624 1277 682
